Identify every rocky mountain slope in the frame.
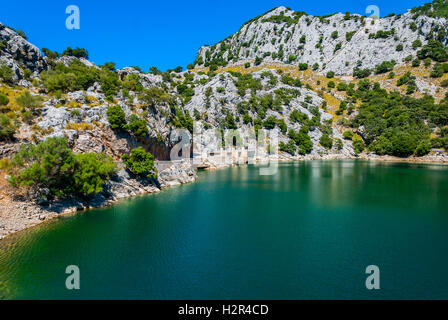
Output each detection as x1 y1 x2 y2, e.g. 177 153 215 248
194 6 448 75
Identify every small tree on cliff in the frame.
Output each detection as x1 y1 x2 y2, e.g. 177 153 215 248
106 105 127 130
122 147 157 179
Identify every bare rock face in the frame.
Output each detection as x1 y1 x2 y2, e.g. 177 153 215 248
56 55 96 68
0 22 47 79
117 67 164 88
156 160 197 188
105 168 160 200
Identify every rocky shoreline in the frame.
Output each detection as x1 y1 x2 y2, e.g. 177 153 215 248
1 153 447 242
0 160 196 241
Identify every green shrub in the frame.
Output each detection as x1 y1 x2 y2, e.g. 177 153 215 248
0 65 14 84
261 12 306 25
100 69 120 101
412 58 421 67
320 134 333 149
222 112 237 129
106 105 127 130
263 116 277 130
326 71 335 78
353 67 372 78
414 139 431 156
412 39 422 49
172 107 194 133
346 31 356 41
390 132 418 157
243 113 253 124
122 73 143 92
337 82 348 91
40 60 120 98
430 63 448 78
10 137 116 197
0 114 17 140
396 44 403 52
127 114 148 136
334 43 342 53
61 47 89 59
343 130 354 140
0 93 9 106
122 147 156 179
411 0 448 18
351 78 442 157
279 140 296 155
280 74 302 87
73 153 117 195
404 55 413 62
16 30 27 39
42 48 59 59
140 87 170 108
331 31 339 39
289 110 308 124
288 128 313 155
299 63 308 70
352 135 365 154
397 72 415 86
375 60 395 74
431 136 448 149
417 40 448 62
368 136 392 155
15 91 43 109
231 72 263 95
276 119 287 134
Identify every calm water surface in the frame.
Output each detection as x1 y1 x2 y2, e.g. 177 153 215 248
0 160 447 299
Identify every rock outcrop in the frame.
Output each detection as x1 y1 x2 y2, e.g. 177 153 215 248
0 22 47 79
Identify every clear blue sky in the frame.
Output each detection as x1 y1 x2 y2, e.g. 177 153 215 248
0 0 427 71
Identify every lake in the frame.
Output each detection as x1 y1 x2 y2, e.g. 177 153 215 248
0 160 447 299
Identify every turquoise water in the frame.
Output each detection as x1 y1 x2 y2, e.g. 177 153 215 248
0 160 447 299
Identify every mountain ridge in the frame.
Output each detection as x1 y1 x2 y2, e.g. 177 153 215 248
193 5 447 75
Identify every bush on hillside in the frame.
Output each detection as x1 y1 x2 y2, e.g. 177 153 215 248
0 114 17 141
320 133 333 149
61 47 89 59
9 137 116 197
127 114 148 137
122 147 157 179
15 91 43 109
0 65 14 84
106 104 127 130
0 93 9 106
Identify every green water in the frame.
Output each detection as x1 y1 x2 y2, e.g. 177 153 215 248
0 160 447 299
